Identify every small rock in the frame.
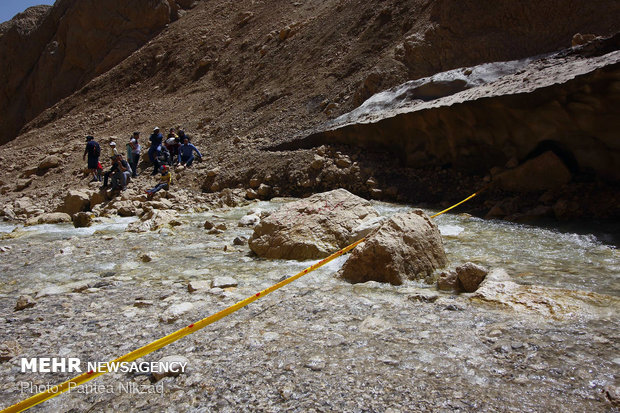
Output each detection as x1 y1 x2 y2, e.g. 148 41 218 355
152 355 190 381
38 155 62 171
257 183 271 198
249 178 261 189
246 188 258 200
216 223 227 231
604 384 620 407
262 332 280 342
212 276 238 288
335 157 351 168
407 290 440 302
310 156 324 170
369 188 383 199
15 178 33 192
0 340 22 362
238 214 260 227
456 262 489 292
73 212 93 228
140 253 153 263
279 26 291 41
160 302 195 323
366 177 378 187
233 236 247 246
15 295 36 311
437 270 459 291
203 220 214 230
305 356 326 371
188 280 213 293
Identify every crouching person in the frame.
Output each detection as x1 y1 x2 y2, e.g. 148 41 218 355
110 154 132 191
178 137 202 167
146 165 172 199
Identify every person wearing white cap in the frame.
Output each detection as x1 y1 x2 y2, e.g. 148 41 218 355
109 141 118 157
148 127 163 175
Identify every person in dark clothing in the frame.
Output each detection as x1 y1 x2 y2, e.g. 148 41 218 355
83 135 101 182
178 137 203 167
177 129 190 144
148 126 163 175
101 154 132 190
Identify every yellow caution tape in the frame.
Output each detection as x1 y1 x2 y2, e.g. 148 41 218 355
430 186 485 219
2 188 483 413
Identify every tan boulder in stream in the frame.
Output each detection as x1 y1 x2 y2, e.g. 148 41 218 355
337 209 447 285
249 189 379 260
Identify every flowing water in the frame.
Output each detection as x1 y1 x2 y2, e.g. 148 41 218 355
1 199 616 297
0 200 618 412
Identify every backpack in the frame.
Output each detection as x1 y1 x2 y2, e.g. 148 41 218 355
93 142 101 157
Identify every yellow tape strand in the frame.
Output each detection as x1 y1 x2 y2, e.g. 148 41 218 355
3 187 483 413
430 187 485 219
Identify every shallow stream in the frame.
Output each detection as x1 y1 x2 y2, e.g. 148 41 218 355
0 199 617 297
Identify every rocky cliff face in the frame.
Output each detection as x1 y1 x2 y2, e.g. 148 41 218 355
286 38 620 183
397 0 620 79
0 5 50 36
0 0 177 144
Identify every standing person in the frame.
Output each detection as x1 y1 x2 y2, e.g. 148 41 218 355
83 136 101 182
146 165 172 199
178 137 203 167
148 126 163 175
109 141 118 157
128 131 141 177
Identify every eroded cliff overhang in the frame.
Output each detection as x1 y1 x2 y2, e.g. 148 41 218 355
279 39 620 181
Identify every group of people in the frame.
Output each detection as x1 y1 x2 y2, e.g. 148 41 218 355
83 127 203 196
147 127 203 176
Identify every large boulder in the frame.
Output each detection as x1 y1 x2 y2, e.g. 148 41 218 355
494 151 572 192
25 212 72 226
337 210 447 285
127 209 181 232
73 212 93 228
249 189 379 260
58 190 90 215
37 155 62 171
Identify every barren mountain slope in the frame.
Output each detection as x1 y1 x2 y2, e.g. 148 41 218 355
0 0 618 217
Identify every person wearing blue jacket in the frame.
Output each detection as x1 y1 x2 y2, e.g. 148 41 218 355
148 126 163 175
178 137 203 167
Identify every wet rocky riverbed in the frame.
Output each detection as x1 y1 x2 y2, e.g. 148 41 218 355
0 199 618 412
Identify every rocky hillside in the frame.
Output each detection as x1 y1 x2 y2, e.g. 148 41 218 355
0 0 618 221
0 0 188 144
